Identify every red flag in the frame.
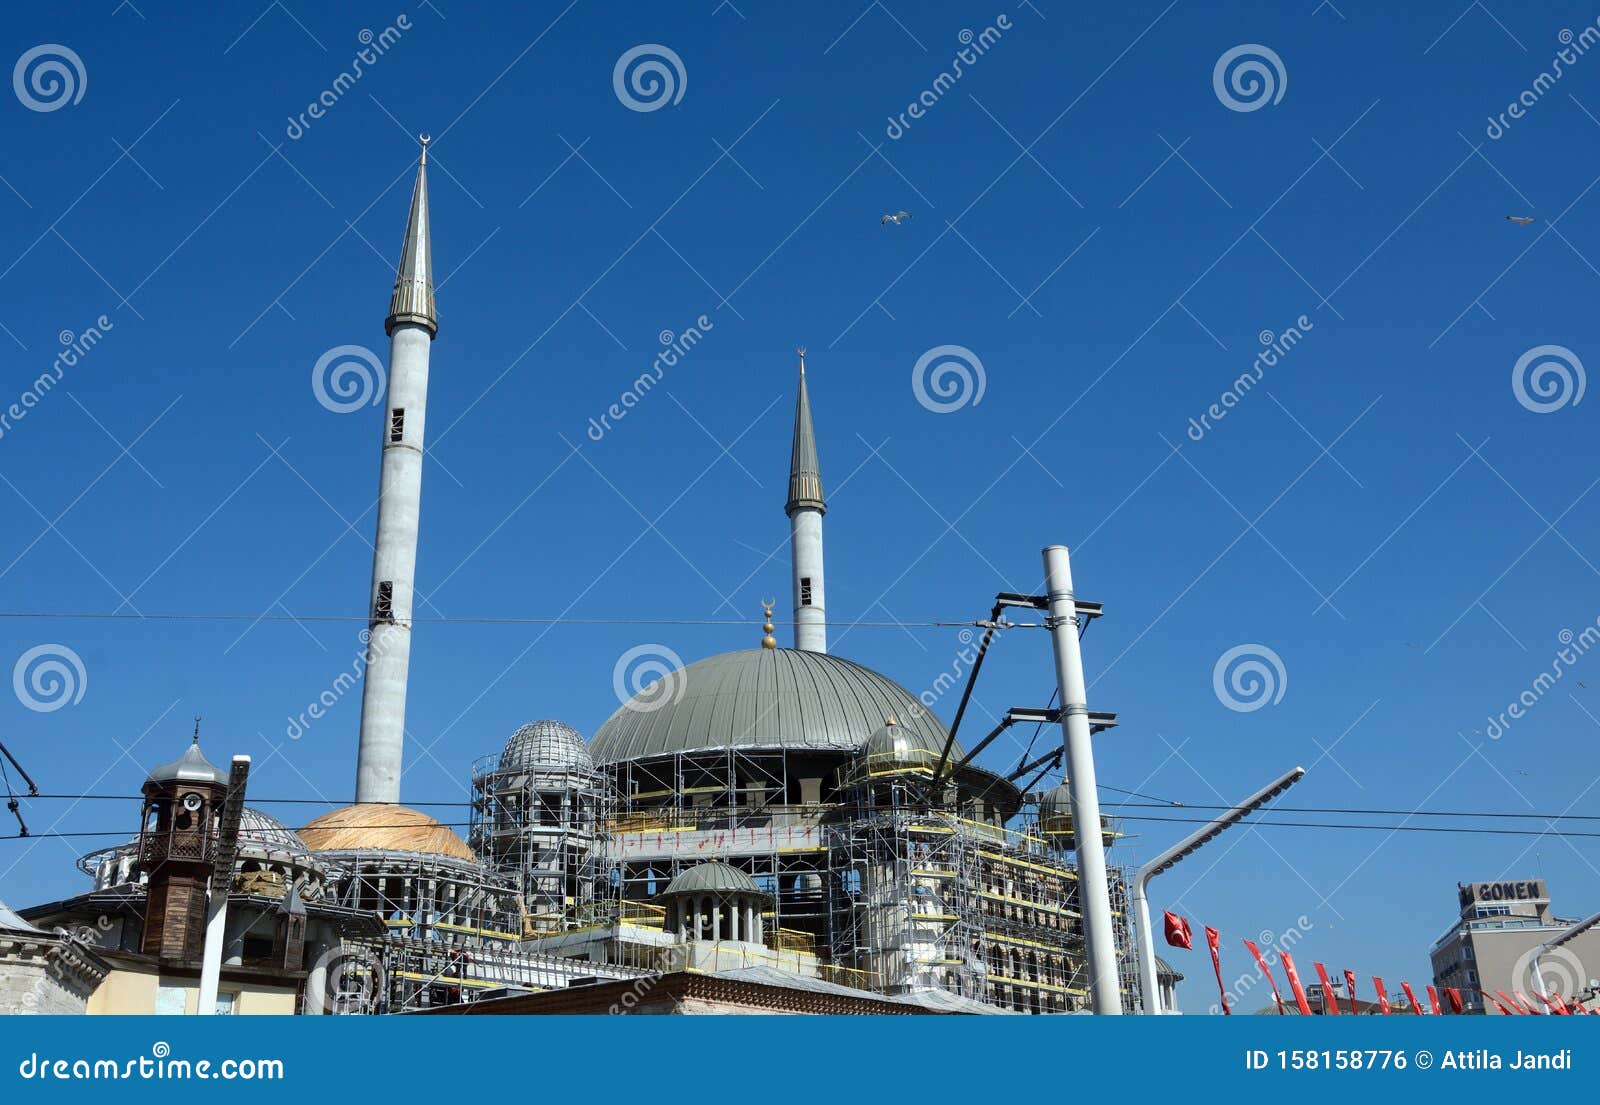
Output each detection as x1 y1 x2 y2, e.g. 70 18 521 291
1280 953 1314 1016
1163 911 1193 950
1313 962 1340 1014
1344 970 1359 1015
1399 982 1425 1014
1205 926 1230 1015
1512 991 1543 1014
1425 984 1442 1015
1372 977 1391 1014
1480 990 1514 1015
1496 989 1531 1014
1535 991 1569 1015
1446 987 1464 1014
1244 940 1286 1014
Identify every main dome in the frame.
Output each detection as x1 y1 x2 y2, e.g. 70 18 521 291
590 648 958 765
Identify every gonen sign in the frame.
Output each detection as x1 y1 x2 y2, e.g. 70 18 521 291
1458 879 1548 909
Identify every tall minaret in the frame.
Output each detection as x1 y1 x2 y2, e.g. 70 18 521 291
786 348 827 653
354 137 437 805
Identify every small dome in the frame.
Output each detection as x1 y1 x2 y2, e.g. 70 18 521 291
499 720 592 773
663 861 771 901
1039 784 1072 822
299 804 476 863
861 715 944 760
146 740 228 786
238 807 307 852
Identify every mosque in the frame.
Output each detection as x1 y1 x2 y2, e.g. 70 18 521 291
3 142 1161 1016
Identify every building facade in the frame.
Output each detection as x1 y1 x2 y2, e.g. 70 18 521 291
1430 878 1600 1013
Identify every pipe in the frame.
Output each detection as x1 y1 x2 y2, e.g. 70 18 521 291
1132 766 1305 1014
1042 545 1121 1014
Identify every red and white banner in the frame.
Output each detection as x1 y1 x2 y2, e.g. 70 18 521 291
1313 962 1340 1015
1344 970 1359 1015
1372 977 1391 1015
1244 939 1285 1015
1446 987 1464 1014
1280 953 1314 1016
1205 926 1230 1016
1164 911 1193 950
1424 984 1441 1015
1480 990 1515 1015
1399 982 1425 1015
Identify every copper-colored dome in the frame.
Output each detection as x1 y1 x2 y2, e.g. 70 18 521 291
299 804 475 863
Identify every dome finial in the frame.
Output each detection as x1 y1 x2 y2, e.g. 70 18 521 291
761 599 777 649
192 715 202 744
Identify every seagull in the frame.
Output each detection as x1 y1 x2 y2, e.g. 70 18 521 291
1506 215 1535 225
881 211 911 226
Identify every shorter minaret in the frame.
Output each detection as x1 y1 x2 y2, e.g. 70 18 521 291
354 136 437 805
786 349 827 653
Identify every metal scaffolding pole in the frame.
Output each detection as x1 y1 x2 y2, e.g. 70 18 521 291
1041 544 1121 1014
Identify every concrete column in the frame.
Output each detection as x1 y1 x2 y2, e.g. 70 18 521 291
355 320 432 804
712 898 722 942
1042 545 1121 1015
789 507 826 652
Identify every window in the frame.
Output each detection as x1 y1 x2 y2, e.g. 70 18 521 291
374 581 394 622
389 408 405 443
214 991 237 1015
799 577 813 606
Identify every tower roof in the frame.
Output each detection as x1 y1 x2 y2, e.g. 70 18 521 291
385 137 437 337
785 350 825 516
146 738 228 787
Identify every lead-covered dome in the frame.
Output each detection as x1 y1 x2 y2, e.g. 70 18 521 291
663 861 769 900
590 648 956 765
499 719 593 773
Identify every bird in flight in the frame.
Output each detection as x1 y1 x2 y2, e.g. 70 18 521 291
1506 215 1535 225
881 211 911 226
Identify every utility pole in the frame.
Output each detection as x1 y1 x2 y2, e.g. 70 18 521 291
1042 545 1121 1014
1131 766 1305 1013
1530 909 1600 1001
196 755 249 1015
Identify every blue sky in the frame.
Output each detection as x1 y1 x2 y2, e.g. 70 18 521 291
3 0 1600 1011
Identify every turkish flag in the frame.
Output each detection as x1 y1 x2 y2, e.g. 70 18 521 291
1511 991 1543 1014
1399 982 1425 1014
1244 940 1285 1015
1163 911 1193 950
1280 953 1315 1016
1313 962 1340 1014
1481 990 1515 1015
1372 977 1391 1014
1344 970 1359 1015
1446 987 1464 1014
1425 984 1442 1015
1205 926 1230 1015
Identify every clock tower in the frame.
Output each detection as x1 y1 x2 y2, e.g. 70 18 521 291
137 728 229 960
